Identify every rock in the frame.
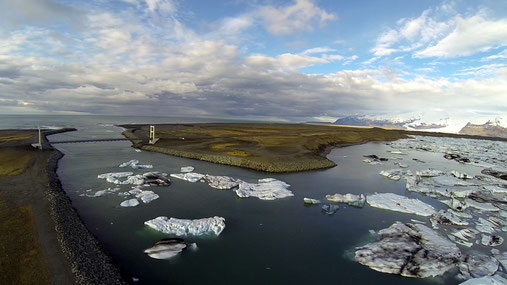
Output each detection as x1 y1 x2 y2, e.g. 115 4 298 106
367 193 436 217
170 173 205 183
120 199 139 207
355 222 461 278
481 169 507 181
303 198 321 205
363 155 388 164
459 275 507 285
144 238 192 260
326 193 366 207
235 178 293 200
204 175 240 190
145 216 226 236
481 234 504 247
459 254 499 279
379 169 403 181
180 166 194 173
321 204 339 215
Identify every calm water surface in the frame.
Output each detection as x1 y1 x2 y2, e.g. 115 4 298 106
1 115 501 284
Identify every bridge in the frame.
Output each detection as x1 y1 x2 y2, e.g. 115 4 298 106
33 125 159 149
50 137 147 144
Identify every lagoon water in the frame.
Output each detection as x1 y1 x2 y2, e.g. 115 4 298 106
1 115 505 284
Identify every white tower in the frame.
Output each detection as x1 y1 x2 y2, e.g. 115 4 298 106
149 125 158 145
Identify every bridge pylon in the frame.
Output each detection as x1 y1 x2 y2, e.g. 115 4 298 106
149 125 159 145
31 126 43 150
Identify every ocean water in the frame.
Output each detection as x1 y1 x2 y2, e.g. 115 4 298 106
1 115 505 284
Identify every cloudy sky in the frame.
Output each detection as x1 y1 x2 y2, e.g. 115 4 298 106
0 0 506 124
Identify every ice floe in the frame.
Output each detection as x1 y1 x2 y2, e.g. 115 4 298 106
355 222 461 278
170 173 205 183
459 253 499 279
204 175 240 190
120 199 139 207
321 204 339 215
98 171 170 186
379 169 404 181
367 193 436 217
180 166 194 173
362 154 388 165
145 216 226 236
119 159 153 169
235 178 293 200
459 275 507 285
326 193 365 207
144 238 196 260
303 198 321 204
481 234 504 247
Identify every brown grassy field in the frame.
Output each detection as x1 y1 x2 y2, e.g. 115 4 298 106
122 123 408 172
0 147 34 176
0 202 52 285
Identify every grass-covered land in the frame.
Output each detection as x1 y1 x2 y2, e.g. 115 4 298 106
0 147 34 176
0 133 34 142
0 203 51 285
122 123 408 172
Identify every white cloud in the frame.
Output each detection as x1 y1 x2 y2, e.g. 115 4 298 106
481 49 507 61
257 0 336 35
302 47 337 55
416 12 507 58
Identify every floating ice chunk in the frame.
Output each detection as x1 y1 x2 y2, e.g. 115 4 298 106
355 222 461 278
362 159 382 165
451 228 478 244
379 169 403 181
135 149 142 152
447 235 473 247
235 178 293 200
98 172 133 183
132 164 153 169
394 162 409 168
170 173 205 183
180 166 194 173
143 172 170 186
416 169 445 177
326 193 366 207
136 190 159 203
144 238 190 260
431 210 469 227
481 234 504 247
119 160 139 168
145 216 226 236
123 175 145 185
204 175 240 190
476 218 496 234
303 198 321 204
482 185 507 195
367 193 436 217
388 150 407 155
321 204 339 215
451 170 473 180
120 199 139 207
459 275 507 285
465 198 500 212
459 254 499 279
86 187 121 197
441 198 469 211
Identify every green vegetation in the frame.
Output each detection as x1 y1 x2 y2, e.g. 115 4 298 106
0 204 52 285
0 147 34 176
0 133 34 142
122 123 408 172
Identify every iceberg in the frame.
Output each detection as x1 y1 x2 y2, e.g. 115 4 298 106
458 254 499 279
465 198 499 212
170 173 205 183
145 216 226 236
135 190 159 203
144 238 193 260
481 234 504 247
83 187 120 197
180 166 194 173
379 169 403 181
459 275 507 285
430 210 469 227
235 178 293 200
326 193 366 207
204 175 240 190
355 222 461 278
416 169 445 177
119 159 153 169
321 204 339 215
303 198 321 204
120 199 139 207
367 193 436 217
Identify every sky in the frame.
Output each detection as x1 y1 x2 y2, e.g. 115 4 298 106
0 0 506 125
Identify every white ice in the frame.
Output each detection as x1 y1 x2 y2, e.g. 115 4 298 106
235 178 293 200
120 199 139 207
145 216 226 236
170 173 205 183
180 166 194 173
367 193 436 217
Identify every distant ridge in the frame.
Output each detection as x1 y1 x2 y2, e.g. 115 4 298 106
459 120 507 138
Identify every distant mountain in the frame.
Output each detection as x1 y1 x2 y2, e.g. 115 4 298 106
459 120 507 138
333 116 416 129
